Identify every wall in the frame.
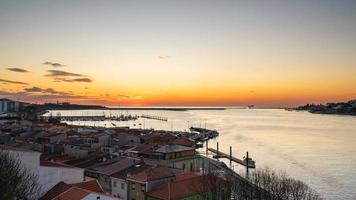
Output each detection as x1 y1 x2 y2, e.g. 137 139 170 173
64 144 89 159
111 177 128 200
39 166 84 193
4 149 84 195
128 180 146 200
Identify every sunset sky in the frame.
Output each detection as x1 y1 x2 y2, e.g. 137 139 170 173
0 0 355 106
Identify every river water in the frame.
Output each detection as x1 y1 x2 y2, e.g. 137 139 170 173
46 108 356 199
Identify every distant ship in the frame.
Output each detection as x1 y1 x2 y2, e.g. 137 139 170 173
247 105 254 109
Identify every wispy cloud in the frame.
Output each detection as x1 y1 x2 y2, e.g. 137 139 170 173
53 77 93 83
6 68 30 73
24 86 71 96
43 62 65 67
118 94 143 100
0 88 85 101
158 55 171 59
0 78 28 85
45 70 83 77
44 70 93 83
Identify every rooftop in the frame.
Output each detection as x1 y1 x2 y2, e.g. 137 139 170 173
147 174 228 200
40 180 104 200
128 165 175 182
89 157 140 176
155 144 194 153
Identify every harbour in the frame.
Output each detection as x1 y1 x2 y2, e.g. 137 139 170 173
43 108 356 199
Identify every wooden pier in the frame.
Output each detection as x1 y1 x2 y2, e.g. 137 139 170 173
208 148 255 168
41 114 138 122
141 114 168 121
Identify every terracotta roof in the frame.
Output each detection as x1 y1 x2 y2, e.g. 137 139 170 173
70 180 103 193
53 187 90 200
90 157 139 176
155 144 194 153
40 180 104 200
175 172 199 181
170 137 195 147
40 160 76 168
128 165 175 182
40 181 72 200
111 163 151 180
146 174 228 200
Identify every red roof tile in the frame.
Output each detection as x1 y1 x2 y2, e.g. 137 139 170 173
40 181 71 200
128 165 175 182
53 187 89 200
90 157 139 176
40 160 75 168
146 174 228 200
175 172 199 181
40 180 104 200
70 180 103 193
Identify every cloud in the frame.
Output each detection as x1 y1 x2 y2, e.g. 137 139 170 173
118 94 143 100
0 88 85 102
158 55 171 59
6 68 30 73
52 77 93 83
45 70 83 77
43 62 65 67
0 78 28 85
24 86 71 96
44 70 93 83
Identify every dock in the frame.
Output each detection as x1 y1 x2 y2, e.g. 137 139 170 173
141 114 168 121
40 114 138 122
208 148 255 168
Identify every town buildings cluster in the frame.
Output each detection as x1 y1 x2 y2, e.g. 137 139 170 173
0 103 230 200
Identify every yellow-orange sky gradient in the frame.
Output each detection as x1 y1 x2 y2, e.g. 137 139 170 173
0 1 355 106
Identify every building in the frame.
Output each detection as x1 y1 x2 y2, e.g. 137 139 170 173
0 98 23 114
0 132 11 144
127 165 176 200
146 173 230 200
1 147 84 194
86 157 141 194
40 180 122 200
130 144 203 173
111 163 152 200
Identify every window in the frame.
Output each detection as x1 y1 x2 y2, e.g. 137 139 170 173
121 182 125 189
141 184 145 192
132 183 135 190
182 163 186 170
113 181 117 187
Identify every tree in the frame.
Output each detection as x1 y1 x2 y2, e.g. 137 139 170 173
0 151 42 200
197 173 231 200
230 167 322 200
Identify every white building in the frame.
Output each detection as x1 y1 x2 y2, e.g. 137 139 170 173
2 147 84 195
0 99 22 114
111 176 128 199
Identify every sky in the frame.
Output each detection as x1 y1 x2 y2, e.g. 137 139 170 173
0 0 355 106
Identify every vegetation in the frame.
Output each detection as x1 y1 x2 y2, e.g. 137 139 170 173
230 168 322 200
296 100 356 116
0 151 42 200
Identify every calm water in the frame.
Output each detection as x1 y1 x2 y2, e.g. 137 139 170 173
47 109 356 200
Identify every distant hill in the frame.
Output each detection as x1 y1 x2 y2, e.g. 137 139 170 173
296 100 356 116
40 103 106 110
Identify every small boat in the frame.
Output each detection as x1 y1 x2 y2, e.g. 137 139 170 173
195 142 203 148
